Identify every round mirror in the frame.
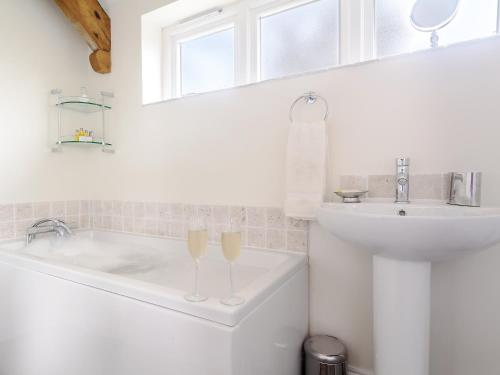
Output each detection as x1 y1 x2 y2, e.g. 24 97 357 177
410 0 461 31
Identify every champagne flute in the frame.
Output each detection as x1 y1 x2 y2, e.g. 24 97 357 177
185 218 208 302
220 223 245 306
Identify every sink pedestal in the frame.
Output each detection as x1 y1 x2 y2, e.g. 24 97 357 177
373 256 431 375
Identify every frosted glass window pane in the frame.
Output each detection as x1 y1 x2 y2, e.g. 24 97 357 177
180 28 234 95
376 0 498 58
260 0 339 80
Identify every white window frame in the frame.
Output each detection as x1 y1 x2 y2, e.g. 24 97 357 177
160 0 372 100
163 11 242 98
341 0 375 65
498 0 500 33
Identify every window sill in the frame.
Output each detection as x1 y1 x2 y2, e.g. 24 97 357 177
142 33 500 107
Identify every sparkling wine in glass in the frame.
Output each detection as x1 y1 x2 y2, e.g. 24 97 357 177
220 225 245 306
185 219 208 302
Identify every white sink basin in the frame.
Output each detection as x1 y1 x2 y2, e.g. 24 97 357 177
317 202 500 261
316 201 500 375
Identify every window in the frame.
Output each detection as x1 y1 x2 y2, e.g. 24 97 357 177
179 27 235 95
259 0 339 80
376 0 499 58
142 0 500 103
158 0 340 100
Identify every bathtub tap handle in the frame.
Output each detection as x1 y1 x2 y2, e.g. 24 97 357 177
26 218 73 245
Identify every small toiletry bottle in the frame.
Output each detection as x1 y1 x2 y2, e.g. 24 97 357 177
74 129 79 141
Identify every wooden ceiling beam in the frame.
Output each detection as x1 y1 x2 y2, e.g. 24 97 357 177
54 0 111 74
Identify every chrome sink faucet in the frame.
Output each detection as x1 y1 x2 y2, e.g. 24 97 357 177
395 157 410 203
26 218 72 245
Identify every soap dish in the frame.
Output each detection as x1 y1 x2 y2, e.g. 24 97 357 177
334 190 368 203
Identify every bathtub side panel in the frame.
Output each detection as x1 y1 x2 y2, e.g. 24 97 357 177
232 266 309 375
0 261 233 375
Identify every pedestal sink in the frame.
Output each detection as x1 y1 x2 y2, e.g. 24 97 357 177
317 202 500 375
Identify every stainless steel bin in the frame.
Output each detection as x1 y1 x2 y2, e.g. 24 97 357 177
304 335 347 375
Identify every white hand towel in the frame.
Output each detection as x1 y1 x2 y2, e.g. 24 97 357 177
284 120 327 220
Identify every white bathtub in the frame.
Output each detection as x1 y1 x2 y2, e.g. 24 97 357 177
0 231 308 375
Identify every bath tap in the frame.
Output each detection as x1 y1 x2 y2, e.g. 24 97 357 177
395 157 410 203
26 218 72 245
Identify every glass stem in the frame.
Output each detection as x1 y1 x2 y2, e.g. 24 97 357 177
195 259 200 296
229 262 234 297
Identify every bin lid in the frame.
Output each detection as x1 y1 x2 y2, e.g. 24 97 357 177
304 335 347 364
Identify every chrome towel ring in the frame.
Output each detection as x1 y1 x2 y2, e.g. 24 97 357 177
289 92 329 122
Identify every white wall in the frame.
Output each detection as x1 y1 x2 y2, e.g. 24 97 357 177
308 222 374 372
88 1 500 373
90 0 500 205
0 0 97 203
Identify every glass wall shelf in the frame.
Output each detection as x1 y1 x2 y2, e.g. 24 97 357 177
57 96 111 113
51 89 114 154
52 139 114 153
60 140 112 146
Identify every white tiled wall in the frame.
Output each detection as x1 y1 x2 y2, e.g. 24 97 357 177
92 201 308 252
0 173 450 250
339 173 451 201
0 201 308 253
0 201 90 241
